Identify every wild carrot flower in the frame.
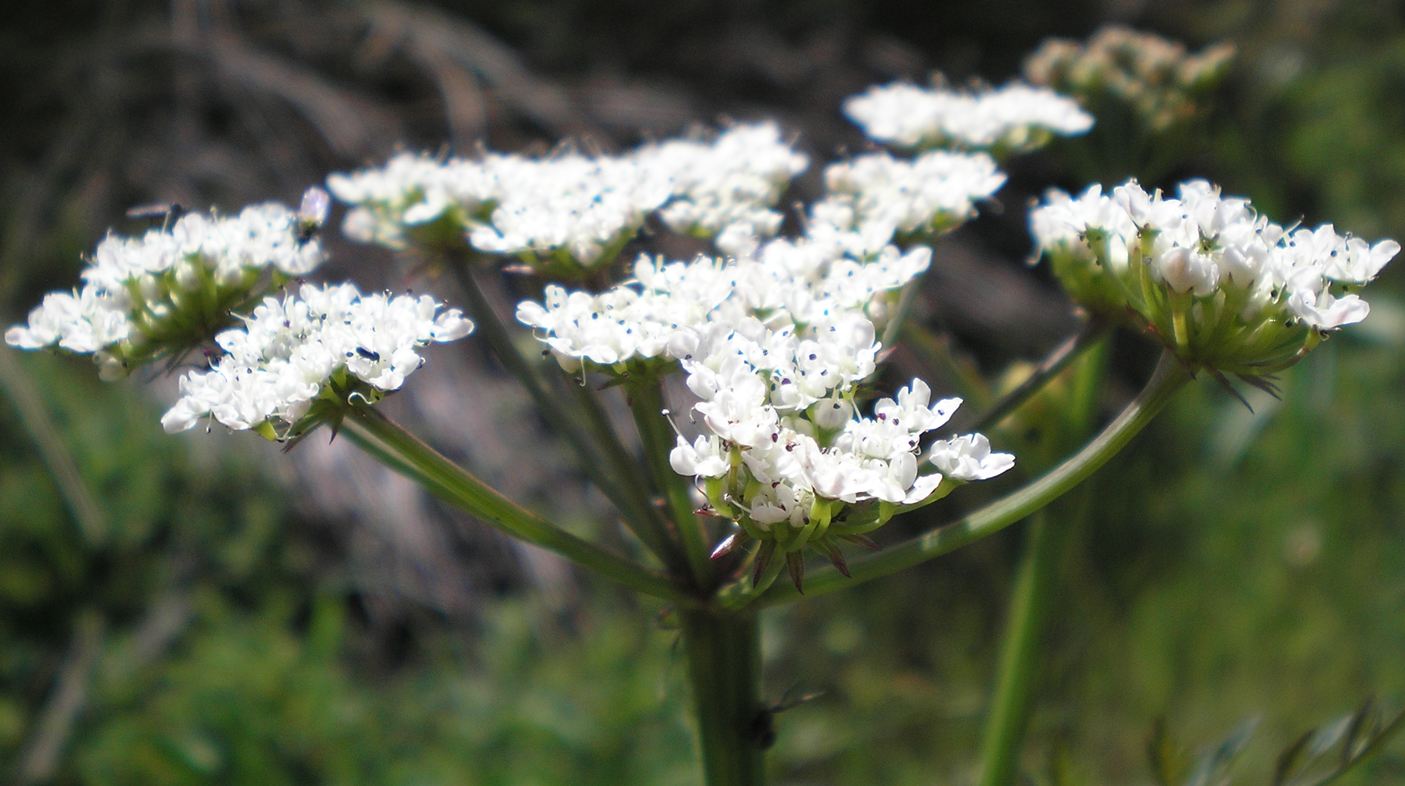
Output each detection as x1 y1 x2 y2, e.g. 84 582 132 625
1031 179 1399 376
329 123 809 271
160 282 472 437
6 194 328 379
843 80 1093 155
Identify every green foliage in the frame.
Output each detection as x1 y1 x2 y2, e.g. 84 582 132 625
72 598 696 786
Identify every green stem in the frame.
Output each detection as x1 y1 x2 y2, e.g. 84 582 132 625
445 258 670 563
342 406 692 605
977 340 1107 786
627 378 713 589
680 610 765 786
567 379 682 567
879 280 920 351
898 321 993 408
965 320 1110 435
976 511 1063 786
721 350 1190 608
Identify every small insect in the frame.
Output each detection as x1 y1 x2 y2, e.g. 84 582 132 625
355 347 381 361
296 186 330 244
747 687 824 749
125 201 187 228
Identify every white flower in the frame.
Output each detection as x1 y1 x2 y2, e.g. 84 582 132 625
7 199 328 375
331 124 808 268
161 282 472 434
1032 178 1399 373
844 80 1093 152
670 434 731 478
469 153 670 267
928 434 1016 481
327 153 498 247
637 122 808 250
817 150 1007 244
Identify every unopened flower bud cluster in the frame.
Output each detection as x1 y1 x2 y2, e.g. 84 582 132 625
843 80 1093 154
6 200 327 379
328 123 808 269
1031 179 1399 374
1024 26 1235 134
160 283 472 435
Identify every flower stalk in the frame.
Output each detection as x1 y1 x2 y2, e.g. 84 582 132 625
342 405 693 605
445 256 678 565
627 376 714 589
720 349 1190 609
977 339 1107 785
680 610 766 786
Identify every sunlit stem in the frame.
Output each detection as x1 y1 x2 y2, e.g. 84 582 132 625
341 405 693 605
627 377 714 589
898 321 993 408
965 320 1110 434
719 349 1190 609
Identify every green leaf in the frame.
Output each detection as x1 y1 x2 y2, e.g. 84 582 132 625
1272 699 1405 786
1183 716 1258 786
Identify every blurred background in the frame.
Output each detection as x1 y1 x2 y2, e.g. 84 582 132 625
2 0 1404 782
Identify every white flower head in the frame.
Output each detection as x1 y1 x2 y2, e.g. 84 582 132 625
1032 177 1400 374
637 122 808 251
844 80 1093 154
7 199 328 376
160 282 472 435
816 150 1007 245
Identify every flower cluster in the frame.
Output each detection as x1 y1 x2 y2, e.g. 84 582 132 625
1031 179 1399 374
843 80 1093 154
516 147 1009 374
516 244 933 375
635 123 809 255
327 153 498 251
669 315 1012 566
329 123 808 271
6 195 328 379
516 147 1016 569
161 282 473 436
1024 26 1235 134
814 150 1006 245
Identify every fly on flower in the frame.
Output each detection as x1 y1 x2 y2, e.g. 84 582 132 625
296 186 331 244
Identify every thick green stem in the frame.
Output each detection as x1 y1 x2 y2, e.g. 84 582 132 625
680 610 765 786
721 350 1190 608
628 378 713 589
977 511 1063 786
446 258 671 562
341 406 692 605
977 340 1108 785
